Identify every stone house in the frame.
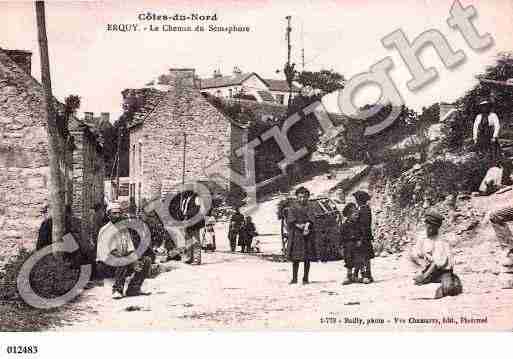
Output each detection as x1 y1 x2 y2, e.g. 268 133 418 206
124 68 247 208
0 47 104 263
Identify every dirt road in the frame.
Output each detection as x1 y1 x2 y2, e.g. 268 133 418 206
56 189 513 331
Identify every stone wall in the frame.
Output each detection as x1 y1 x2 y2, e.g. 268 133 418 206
0 49 50 262
70 126 105 242
0 48 105 264
129 69 235 204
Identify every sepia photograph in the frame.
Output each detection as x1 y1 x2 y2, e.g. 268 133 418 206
1 0 513 345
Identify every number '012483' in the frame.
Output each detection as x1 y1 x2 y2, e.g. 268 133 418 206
6 345 38 354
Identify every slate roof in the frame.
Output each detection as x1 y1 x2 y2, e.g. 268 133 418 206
256 90 276 103
199 72 254 89
0 47 103 148
122 88 167 129
263 79 301 93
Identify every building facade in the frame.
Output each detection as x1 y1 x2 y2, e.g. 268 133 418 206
125 68 247 208
0 47 104 263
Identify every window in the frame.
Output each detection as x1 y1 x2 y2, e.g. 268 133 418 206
276 94 285 104
229 88 233 98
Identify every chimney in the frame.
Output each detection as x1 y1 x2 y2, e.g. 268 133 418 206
84 112 94 122
233 66 242 75
100 112 110 123
6 50 32 75
168 68 196 87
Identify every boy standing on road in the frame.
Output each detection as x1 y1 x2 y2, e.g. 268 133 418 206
340 203 364 285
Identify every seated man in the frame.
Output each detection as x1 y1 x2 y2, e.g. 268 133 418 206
97 204 152 297
409 210 462 299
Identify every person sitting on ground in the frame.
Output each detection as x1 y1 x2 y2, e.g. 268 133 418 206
409 210 462 298
479 160 504 196
340 203 365 285
97 203 152 297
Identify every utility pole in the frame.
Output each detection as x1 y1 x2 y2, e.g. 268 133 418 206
182 132 187 186
284 15 295 109
286 15 291 67
301 21 305 71
35 1 66 255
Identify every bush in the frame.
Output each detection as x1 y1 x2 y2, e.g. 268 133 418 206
382 150 417 179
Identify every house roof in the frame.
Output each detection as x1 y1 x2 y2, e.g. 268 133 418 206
0 47 103 149
263 79 301 93
256 90 276 103
123 87 249 130
199 72 261 89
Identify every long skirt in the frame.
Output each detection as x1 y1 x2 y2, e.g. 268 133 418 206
287 230 317 262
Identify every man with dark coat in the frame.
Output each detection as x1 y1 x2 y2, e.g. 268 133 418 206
36 205 52 251
238 216 257 253
353 190 375 284
228 207 244 252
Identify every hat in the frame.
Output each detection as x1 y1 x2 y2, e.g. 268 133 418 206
353 190 370 203
342 203 357 217
425 210 443 227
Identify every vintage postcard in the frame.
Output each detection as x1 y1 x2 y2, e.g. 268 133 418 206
1 0 513 337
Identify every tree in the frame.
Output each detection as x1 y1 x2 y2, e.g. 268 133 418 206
296 69 345 95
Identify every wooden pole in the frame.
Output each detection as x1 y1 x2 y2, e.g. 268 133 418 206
182 132 187 186
35 1 65 254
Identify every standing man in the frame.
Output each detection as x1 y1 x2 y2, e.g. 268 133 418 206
473 100 501 163
228 207 244 252
490 206 513 289
353 190 375 284
180 190 204 265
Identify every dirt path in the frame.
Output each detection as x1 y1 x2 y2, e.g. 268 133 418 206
54 189 513 331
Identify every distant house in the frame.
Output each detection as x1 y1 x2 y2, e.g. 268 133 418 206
146 67 301 105
124 68 248 208
0 47 104 262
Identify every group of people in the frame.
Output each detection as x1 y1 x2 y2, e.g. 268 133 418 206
284 187 375 285
228 208 258 253
284 186 464 298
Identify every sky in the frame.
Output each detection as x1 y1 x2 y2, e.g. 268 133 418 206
1 0 512 121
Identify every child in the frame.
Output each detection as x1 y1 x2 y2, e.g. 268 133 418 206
353 191 375 284
340 203 365 285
